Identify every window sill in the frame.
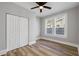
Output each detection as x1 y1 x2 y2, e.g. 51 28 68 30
45 34 67 39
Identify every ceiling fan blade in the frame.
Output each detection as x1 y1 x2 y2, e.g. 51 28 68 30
31 6 39 9
40 9 42 13
36 2 47 6
43 6 52 9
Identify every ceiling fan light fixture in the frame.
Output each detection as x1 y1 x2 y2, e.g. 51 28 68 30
31 2 52 13
39 6 43 9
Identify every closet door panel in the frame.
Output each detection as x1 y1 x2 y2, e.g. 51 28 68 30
14 16 20 48
20 17 28 47
7 14 16 51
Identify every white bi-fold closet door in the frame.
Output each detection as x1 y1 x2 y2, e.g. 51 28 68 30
7 14 28 51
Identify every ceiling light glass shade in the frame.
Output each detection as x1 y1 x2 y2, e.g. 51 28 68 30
39 6 43 9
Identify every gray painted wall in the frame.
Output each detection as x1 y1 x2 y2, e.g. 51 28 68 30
29 16 40 42
77 7 79 46
0 2 40 51
40 6 79 45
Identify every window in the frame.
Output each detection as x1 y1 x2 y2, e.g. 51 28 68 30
45 14 67 38
45 19 54 35
55 17 65 35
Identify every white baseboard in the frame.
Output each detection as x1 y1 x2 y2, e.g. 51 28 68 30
0 50 7 56
40 37 79 48
29 41 36 45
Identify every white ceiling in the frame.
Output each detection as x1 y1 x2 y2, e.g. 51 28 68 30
14 2 79 17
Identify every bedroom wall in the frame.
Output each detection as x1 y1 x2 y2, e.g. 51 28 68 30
78 6 79 45
77 6 79 55
29 16 40 42
40 6 79 46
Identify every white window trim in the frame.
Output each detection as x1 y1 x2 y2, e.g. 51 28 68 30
45 13 67 38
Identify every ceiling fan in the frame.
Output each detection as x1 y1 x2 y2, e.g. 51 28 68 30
31 2 52 13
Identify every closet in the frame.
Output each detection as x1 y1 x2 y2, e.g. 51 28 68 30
7 14 28 51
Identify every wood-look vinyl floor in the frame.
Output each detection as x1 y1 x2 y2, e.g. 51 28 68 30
2 39 78 56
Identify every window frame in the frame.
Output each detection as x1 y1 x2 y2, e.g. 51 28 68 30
45 13 67 38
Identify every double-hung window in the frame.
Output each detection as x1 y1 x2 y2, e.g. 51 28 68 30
45 13 67 38
45 19 54 35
